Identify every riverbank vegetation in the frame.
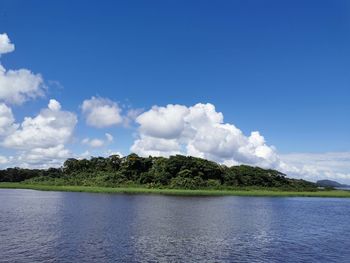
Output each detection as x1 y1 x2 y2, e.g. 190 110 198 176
0 154 317 191
1 154 349 197
1 183 350 198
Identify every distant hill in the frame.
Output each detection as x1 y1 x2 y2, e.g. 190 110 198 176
316 180 350 188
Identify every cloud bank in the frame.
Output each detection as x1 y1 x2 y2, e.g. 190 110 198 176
280 152 350 184
1 100 77 168
131 103 283 169
130 103 350 183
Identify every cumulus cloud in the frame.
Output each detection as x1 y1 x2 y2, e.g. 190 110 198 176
82 97 123 128
136 104 188 139
0 33 15 55
14 144 71 169
131 102 350 183
131 103 282 169
0 34 45 105
0 65 44 105
0 99 77 168
3 99 77 150
48 99 61 111
0 103 18 136
82 133 114 148
132 136 182 157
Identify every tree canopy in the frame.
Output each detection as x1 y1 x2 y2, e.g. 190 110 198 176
0 154 316 190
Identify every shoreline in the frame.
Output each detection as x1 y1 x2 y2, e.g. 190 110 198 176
1 183 350 198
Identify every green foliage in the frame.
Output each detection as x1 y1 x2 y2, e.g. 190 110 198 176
0 167 62 182
170 175 205 189
0 154 317 190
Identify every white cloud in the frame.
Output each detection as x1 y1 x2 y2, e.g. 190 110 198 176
131 103 282 169
0 65 45 105
131 103 350 183
0 155 9 164
15 144 71 169
48 99 61 111
82 96 123 128
78 150 91 159
124 108 144 127
3 99 77 150
136 104 188 139
105 150 124 157
82 138 104 148
0 99 77 168
280 152 350 184
0 103 18 136
0 33 15 55
132 136 182 157
82 133 114 148
105 133 114 142
0 93 348 184
0 34 45 105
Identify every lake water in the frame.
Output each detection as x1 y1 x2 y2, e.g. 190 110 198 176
0 189 350 263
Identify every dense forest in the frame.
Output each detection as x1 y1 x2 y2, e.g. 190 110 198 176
0 154 316 190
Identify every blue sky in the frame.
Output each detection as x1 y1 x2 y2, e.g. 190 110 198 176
0 0 349 182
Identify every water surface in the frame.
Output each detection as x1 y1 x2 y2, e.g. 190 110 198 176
1 189 349 262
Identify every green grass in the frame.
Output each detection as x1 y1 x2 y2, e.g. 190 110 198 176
1 182 350 198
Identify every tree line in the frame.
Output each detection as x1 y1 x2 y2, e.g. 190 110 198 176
0 154 316 190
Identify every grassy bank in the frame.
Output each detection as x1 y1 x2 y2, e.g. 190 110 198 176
1 182 350 198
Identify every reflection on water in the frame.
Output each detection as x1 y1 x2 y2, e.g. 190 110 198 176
1 190 350 263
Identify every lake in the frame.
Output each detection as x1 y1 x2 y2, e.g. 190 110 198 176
0 189 349 263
